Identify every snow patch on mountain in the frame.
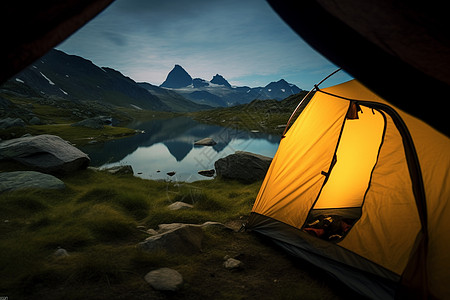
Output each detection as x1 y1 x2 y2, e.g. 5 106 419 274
39 72 55 85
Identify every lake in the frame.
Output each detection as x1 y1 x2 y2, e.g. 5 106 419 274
80 116 281 182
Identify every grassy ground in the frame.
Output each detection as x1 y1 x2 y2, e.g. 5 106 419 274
0 91 365 299
0 93 178 146
0 169 360 300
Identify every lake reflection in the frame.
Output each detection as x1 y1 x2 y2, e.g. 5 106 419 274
80 116 280 182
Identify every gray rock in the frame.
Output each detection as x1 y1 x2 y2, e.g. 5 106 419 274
0 134 90 173
214 151 272 183
29 116 42 125
71 116 112 129
224 258 243 270
138 224 204 254
144 268 183 291
168 201 193 211
54 247 69 257
0 171 65 193
0 117 25 129
102 165 133 175
194 138 217 146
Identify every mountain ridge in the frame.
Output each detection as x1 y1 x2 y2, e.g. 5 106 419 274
2 50 209 112
158 64 302 107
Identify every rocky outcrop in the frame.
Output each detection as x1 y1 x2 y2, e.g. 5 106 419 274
144 268 183 291
214 151 272 183
0 171 65 193
0 134 90 173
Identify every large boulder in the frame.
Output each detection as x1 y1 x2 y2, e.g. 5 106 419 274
214 151 272 183
0 117 25 129
0 134 90 173
0 171 65 193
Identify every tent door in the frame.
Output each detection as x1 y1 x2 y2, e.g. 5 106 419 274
301 105 385 241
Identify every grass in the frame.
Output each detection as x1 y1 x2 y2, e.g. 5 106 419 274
2 123 137 146
0 169 359 299
0 90 361 299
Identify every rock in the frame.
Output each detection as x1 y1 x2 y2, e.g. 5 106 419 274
144 268 183 291
168 201 193 211
0 171 65 193
198 169 215 177
138 224 204 254
29 116 42 125
70 116 112 129
0 117 25 129
224 258 243 270
0 134 90 173
166 171 176 177
194 138 217 146
54 247 69 258
102 165 133 175
138 222 228 253
214 151 272 183
146 229 159 236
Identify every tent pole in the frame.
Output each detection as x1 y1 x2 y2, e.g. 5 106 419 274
282 68 342 137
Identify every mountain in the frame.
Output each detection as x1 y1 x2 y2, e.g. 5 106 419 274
160 64 193 88
1 50 208 112
158 65 303 107
210 74 231 88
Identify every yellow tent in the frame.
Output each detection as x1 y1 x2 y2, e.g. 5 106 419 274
246 79 450 299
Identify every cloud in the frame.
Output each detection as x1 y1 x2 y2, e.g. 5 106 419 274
57 0 352 88
102 31 128 47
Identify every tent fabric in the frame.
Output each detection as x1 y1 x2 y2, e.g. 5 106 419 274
247 80 450 299
0 0 114 85
267 0 450 137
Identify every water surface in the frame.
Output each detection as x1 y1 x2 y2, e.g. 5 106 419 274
81 117 280 182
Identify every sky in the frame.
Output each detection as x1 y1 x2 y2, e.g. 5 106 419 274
57 0 352 89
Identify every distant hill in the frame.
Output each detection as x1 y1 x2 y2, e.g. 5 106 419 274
1 49 209 112
158 64 303 107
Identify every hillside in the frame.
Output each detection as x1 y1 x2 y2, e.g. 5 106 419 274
1 49 208 112
191 90 314 134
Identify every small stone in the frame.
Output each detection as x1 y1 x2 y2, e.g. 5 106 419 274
168 201 193 211
146 229 159 236
144 268 183 291
54 248 69 257
224 258 243 270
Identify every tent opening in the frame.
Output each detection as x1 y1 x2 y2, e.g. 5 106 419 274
302 105 385 241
